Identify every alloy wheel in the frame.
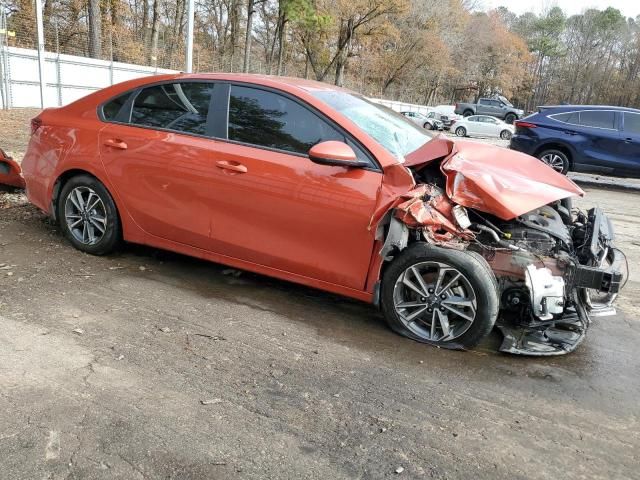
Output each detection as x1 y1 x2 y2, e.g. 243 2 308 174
64 186 108 245
392 262 477 342
540 153 566 173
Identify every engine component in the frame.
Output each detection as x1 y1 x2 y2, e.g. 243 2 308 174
525 265 565 320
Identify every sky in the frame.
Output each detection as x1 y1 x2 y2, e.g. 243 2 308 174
481 0 640 18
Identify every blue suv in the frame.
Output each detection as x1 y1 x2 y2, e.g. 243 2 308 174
510 105 640 177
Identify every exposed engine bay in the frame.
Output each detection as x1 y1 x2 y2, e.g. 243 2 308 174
379 137 627 356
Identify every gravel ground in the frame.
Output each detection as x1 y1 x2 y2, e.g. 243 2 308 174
1 109 639 479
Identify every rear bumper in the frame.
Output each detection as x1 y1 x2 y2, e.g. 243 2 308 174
508 135 537 155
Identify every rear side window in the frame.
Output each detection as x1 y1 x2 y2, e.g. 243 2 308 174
624 113 640 135
228 85 344 154
550 110 615 129
102 93 130 121
130 82 215 135
578 111 615 130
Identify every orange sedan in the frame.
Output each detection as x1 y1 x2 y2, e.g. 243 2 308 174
3 74 625 355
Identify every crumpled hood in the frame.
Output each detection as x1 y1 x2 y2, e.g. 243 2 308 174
405 137 584 221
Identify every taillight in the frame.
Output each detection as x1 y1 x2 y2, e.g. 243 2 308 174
514 121 537 129
30 117 43 135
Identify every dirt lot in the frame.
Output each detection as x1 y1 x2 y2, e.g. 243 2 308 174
1 109 639 479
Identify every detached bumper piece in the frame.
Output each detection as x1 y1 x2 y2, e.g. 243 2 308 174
497 292 590 356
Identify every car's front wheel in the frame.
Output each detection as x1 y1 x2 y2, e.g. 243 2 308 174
455 126 467 137
504 113 516 124
538 149 570 174
58 174 121 255
381 243 499 350
423 122 433 130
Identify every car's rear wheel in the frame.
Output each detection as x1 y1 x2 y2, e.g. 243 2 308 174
455 126 467 137
504 113 516 124
381 243 499 350
500 129 512 140
58 175 121 255
538 149 570 174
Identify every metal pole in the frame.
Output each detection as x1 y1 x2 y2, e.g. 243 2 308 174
185 0 194 73
0 12 6 110
34 0 46 107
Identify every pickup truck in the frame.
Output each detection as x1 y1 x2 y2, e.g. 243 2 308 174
454 96 524 124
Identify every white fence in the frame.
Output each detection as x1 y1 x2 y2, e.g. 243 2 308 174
0 46 177 109
369 98 435 115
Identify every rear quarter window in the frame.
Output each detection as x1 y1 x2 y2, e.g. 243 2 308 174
624 113 640 135
102 93 130 121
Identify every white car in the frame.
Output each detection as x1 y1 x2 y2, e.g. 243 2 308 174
452 115 515 140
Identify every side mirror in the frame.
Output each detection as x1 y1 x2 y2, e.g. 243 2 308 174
308 141 367 168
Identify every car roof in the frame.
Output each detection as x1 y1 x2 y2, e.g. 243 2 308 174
539 105 640 114
162 73 350 93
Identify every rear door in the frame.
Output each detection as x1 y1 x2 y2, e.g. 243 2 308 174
619 111 640 176
98 81 220 250
204 84 383 289
575 110 621 173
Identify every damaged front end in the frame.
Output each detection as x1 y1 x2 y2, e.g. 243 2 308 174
0 149 25 189
381 137 627 356
477 206 626 356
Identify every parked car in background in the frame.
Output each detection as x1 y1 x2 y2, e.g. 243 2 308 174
400 111 444 130
427 106 462 130
510 105 640 177
452 115 515 140
455 96 524 124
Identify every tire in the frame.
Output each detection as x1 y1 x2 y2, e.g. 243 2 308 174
500 129 512 140
380 243 499 350
537 149 570 175
504 113 516 124
463 110 473 117
423 122 433 130
57 174 121 255
455 126 467 137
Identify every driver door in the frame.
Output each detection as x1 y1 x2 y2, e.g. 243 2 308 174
204 84 382 290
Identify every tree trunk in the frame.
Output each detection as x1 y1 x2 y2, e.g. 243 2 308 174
88 0 102 58
243 0 255 73
142 0 149 43
334 19 353 87
229 0 241 72
276 13 286 75
148 0 160 66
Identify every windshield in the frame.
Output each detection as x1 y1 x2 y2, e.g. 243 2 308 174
311 91 433 161
498 95 513 108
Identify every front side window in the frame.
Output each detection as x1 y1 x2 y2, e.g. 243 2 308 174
311 90 433 161
228 86 344 154
130 82 215 135
623 112 640 135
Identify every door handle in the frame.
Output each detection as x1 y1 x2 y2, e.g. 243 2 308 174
216 161 247 173
563 130 576 136
624 138 633 143
103 139 128 150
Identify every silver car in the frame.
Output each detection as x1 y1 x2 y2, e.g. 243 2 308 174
400 111 444 131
